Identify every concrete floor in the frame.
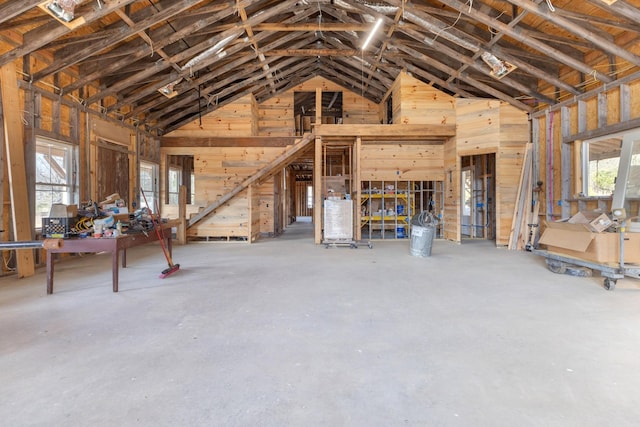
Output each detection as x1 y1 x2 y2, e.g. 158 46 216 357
1 222 640 426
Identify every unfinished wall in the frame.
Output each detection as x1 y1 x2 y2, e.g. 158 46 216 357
532 78 640 223
160 145 289 240
456 99 529 246
391 72 456 127
360 144 444 181
496 104 530 246
259 93 295 137
164 94 258 138
443 137 459 241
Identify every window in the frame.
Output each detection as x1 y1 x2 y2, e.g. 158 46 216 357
191 172 195 204
168 167 181 205
140 161 158 210
307 185 313 209
462 169 472 216
583 138 621 196
35 138 77 227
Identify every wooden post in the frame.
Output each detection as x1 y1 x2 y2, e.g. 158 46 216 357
314 135 322 244
177 184 187 245
355 136 362 241
1 63 35 277
315 87 322 130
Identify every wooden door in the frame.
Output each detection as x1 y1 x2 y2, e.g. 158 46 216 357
97 143 129 204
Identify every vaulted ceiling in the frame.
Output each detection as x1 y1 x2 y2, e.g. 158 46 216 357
1 0 639 135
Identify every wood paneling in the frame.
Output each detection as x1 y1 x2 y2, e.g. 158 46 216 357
258 93 295 137
1 63 35 277
456 99 501 155
393 72 456 127
164 94 257 138
161 145 289 239
443 137 459 241
456 100 529 245
360 144 444 181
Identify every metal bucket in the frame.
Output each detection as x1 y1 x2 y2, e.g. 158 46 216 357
409 224 435 257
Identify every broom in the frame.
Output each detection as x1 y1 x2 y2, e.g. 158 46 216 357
140 188 180 278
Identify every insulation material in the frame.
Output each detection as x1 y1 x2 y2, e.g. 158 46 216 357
323 200 353 240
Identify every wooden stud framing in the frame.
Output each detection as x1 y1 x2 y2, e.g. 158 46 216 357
0 63 35 277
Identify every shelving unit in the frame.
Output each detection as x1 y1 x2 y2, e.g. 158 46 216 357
360 180 443 240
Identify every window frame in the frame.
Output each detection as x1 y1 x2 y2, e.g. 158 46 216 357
35 137 78 228
139 161 159 211
582 135 623 197
168 166 181 205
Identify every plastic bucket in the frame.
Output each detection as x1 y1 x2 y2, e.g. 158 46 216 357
410 225 435 257
396 205 405 215
396 226 406 238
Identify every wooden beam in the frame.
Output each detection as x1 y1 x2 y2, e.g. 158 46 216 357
264 49 358 56
254 23 371 32
509 0 640 67
61 1 242 94
161 137 297 147
177 185 187 245
157 59 316 132
563 116 640 144
0 0 138 68
114 9 181 74
398 26 556 105
0 63 35 277
436 0 613 83
0 0 43 25
101 0 301 111
392 43 535 112
314 124 456 138
31 0 209 82
314 135 322 244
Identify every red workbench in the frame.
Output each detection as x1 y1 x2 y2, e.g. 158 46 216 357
46 227 172 294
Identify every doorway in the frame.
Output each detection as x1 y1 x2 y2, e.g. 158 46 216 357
461 154 496 240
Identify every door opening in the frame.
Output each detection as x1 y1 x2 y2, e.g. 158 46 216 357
461 154 496 240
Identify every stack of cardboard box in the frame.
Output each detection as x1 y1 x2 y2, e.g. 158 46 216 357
539 210 640 265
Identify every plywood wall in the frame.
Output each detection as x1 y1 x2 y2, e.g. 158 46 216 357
496 104 530 246
259 93 295 136
160 145 287 239
456 99 529 245
360 143 444 181
393 72 456 127
443 137 459 241
456 99 501 155
164 94 258 138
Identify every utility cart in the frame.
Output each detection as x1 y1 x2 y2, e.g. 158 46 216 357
533 130 640 291
533 248 640 291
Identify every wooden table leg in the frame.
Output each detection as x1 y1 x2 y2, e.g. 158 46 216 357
46 251 54 294
112 250 119 292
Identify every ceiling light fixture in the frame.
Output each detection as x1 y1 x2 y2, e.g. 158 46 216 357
362 18 383 51
599 0 618 4
44 0 81 22
158 34 238 98
481 52 517 80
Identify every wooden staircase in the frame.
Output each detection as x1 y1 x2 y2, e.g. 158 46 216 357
188 132 315 229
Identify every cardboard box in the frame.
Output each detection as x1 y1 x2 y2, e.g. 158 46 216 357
568 210 613 233
539 221 640 265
